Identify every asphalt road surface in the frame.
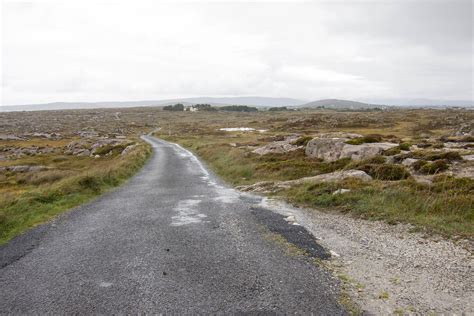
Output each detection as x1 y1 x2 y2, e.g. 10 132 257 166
0 136 346 314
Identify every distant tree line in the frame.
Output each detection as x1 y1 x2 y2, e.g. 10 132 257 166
219 105 258 112
193 104 217 111
268 106 289 111
162 103 259 112
163 103 184 111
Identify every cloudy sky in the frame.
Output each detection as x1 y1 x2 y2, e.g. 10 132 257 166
1 0 472 105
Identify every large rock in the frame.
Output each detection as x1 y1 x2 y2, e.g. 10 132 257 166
305 138 398 162
252 135 301 155
341 143 398 161
252 141 300 155
305 138 347 161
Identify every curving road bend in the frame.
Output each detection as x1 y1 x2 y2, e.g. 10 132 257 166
0 136 345 314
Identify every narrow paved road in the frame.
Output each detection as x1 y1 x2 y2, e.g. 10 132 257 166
0 136 345 314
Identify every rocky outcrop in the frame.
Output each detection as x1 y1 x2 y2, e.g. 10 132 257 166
237 169 372 193
282 169 372 185
0 146 58 159
304 138 347 161
64 140 92 156
342 143 398 160
305 138 398 162
65 139 130 156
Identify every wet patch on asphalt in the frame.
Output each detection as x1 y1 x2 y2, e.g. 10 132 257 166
250 207 330 260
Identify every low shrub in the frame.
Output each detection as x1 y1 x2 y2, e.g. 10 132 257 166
346 134 383 145
412 160 428 171
382 146 401 156
398 142 411 151
319 157 352 173
416 143 432 148
78 175 103 192
345 155 386 170
411 150 462 162
293 136 313 146
359 164 411 181
419 160 449 175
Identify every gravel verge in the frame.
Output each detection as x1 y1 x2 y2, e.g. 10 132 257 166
258 197 473 315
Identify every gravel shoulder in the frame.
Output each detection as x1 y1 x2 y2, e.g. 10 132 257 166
258 198 473 315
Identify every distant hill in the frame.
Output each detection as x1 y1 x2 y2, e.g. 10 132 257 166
299 99 384 109
360 98 473 107
1 97 305 112
2 97 471 112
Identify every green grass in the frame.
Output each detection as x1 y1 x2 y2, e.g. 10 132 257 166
0 142 151 244
278 177 473 238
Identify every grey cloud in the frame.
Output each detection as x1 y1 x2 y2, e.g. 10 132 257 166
2 0 472 105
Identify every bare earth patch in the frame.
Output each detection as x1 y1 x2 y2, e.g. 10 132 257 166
259 197 473 315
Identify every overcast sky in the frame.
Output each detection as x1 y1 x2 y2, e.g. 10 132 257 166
1 0 473 105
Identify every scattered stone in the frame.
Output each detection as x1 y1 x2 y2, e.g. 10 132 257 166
462 154 474 161
402 158 419 167
449 165 474 179
78 130 100 138
32 132 54 138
